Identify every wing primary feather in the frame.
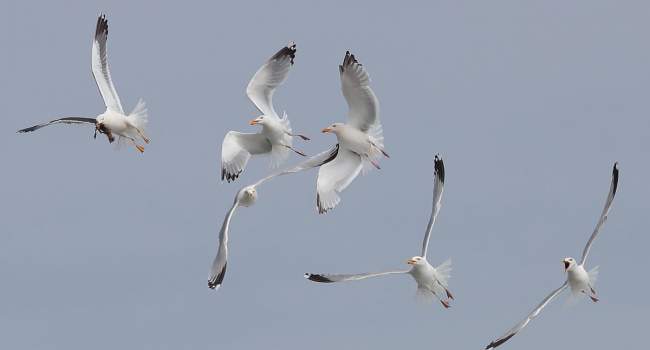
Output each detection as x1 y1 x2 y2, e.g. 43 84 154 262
579 162 619 265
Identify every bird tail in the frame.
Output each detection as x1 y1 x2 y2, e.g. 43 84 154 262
361 123 386 175
269 111 292 168
588 265 599 286
128 98 148 131
434 258 452 287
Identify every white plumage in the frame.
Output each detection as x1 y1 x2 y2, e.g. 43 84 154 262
317 51 388 214
306 156 454 309
18 15 150 153
221 42 309 182
486 162 619 349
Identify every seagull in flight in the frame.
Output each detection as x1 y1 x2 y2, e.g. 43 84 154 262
485 162 619 349
305 156 454 309
221 42 309 182
317 50 389 214
17 15 149 153
209 147 339 290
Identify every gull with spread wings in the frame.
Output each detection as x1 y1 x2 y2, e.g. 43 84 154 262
305 156 453 309
18 15 149 153
209 147 339 290
221 42 309 182
317 50 389 214
485 162 619 349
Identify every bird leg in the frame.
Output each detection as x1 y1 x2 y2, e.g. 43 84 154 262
281 144 307 157
582 289 599 303
128 137 144 153
369 140 390 158
440 299 451 309
285 131 310 141
445 287 455 300
135 128 150 144
367 157 381 170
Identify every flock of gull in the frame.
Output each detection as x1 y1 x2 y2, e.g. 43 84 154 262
17 15 621 349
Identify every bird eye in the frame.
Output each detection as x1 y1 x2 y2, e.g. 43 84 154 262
333 125 337 128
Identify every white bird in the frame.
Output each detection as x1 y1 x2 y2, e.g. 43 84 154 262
17 15 149 153
208 146 339 290
485 162 619 349
305 156 454 309
221 42 309 182
317 50 388 214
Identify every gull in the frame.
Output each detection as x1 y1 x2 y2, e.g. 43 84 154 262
305 156 454 308
208 146 339 290
317 50 389 214
17 15 149 153
221 42 309 182
485 162 619 349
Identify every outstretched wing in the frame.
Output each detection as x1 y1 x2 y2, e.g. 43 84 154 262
246 42 296 118
92 14 124 114
208 201 240 290
421 155 445 258
17 117 96 133
316 148 363 214
221 131 272 182
305 270 408 283
485 282 568 349
252 145 339 187
580 162 619 265
339 51 379 132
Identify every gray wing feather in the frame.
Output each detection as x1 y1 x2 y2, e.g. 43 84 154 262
17 117 96 133
421 155 445 258
485 281 568 349
580 162 619 265
305 270 408 283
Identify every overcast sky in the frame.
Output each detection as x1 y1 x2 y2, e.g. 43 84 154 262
1 1 648 349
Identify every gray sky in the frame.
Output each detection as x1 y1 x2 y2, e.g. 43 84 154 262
1 0 648 349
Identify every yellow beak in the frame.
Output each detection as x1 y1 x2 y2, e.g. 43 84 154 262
406 259 416 265
249 119 259 126
322 127 332 133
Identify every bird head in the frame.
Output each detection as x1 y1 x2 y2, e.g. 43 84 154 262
563 257 577 271
322 122 344 134
237 186 258 207
249 116 266 126
406 256 425 266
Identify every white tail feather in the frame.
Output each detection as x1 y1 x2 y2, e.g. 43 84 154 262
128 98 148 131
434 258 452 287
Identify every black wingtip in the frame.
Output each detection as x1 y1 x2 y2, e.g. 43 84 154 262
208 263 227 290
434 154 445 184
95 14 108 37
611 162 619 196
221 167 242 183
304 273 333 283
485 333 515 349
271 42 297 65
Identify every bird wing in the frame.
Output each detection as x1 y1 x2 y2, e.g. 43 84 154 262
580 162 619 265
17 117 96 133
339 51 379 132
485 281 568 349
208 200 240 290
221 131 272 182
252 145 340 187
305 270 408 283
245 42 296 118
316 147 363 214
91 15 124 114
421 155 445 258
